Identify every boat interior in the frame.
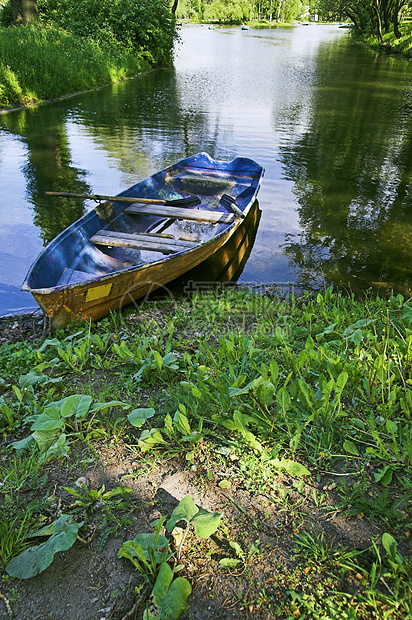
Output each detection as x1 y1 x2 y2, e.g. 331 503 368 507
32 164 260 290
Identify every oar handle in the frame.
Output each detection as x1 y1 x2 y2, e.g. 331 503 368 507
45 191 166 205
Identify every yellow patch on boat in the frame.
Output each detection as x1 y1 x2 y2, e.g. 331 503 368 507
85 283 113 302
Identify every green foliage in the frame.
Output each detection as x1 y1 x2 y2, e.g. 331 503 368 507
146 562 192 620
0 0 177 108
0 24 149 108
165 494 222 540
119 495 220 618
5 514 83 579
63 478 132 514
12 391 128 457
0 341 37 377
1 289 412 616
37 0 177 66
178 0 302 23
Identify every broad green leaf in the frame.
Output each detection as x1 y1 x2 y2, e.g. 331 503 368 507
6 516 81 579
38 338 62 351
158 577 192 620
401 305 412 327
382 533 397 559
166 496 198 532
279 458 310 477
243 429 263 453
103 486 133 499
191 385 202 398
191 507 222 538
152 561 173 607
347 329 363 346
270 360 279 383
31 408 63 432
61 394 93 419
33 429 61 449
343 440 360 456
139 429 167 451
162 353 179 370
220 419 238 431
297 379 315 409
277 387 291 414
128 408 156 428
386 419 397 434
42 434 69 460
231 411 263 452
374 466 393 486
153 351 163 370
232 410 250 434
133 533 169 562
11 435 35 452
251 376 276 405
315 323 337 340
346 318 374 333
19 371 48 389
118 540 147 562
336 371 348 393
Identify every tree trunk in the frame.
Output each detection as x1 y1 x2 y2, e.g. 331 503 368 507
10 0 39 25
372 0 384 43
393 0 402 38
171 0 178 14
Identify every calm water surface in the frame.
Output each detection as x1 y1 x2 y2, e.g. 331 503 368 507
1 24 412 315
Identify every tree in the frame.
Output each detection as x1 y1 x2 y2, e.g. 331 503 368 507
317 0 411 38
10 0 38 24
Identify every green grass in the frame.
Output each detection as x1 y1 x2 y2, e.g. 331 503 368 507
361 23 412 58
1 287 412 617
0 24 150 108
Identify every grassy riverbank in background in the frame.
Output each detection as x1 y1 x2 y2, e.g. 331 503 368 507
0 287 411 618
361 23 412 58
0 0 177 110
0 25 150 109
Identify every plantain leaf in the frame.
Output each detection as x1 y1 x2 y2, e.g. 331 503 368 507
128 408 156 427
6 515 82 579
61 394 93 419
158 576 192 620
191 507 222 538
343 439 360 456
166 496 198 532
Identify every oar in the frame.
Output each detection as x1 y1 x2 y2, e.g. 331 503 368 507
219 194 245 219
45 191 201 207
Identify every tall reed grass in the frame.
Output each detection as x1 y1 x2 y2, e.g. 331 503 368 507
0 25 150 109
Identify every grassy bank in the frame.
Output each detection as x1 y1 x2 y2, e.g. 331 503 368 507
0 24 150 109
360 23 412 58
0 0 177 110
0 287 411 618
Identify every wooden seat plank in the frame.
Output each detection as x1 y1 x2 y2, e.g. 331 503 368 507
124 204 235 224
91 230 195 254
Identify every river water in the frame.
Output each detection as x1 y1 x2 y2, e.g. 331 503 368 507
1 24 411 316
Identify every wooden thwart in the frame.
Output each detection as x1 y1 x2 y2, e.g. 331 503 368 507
124 204 235 224
91 230 196 254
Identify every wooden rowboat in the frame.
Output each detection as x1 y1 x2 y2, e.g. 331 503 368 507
22 152 264 327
